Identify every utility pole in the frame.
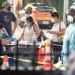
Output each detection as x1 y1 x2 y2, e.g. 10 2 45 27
63 0 69 22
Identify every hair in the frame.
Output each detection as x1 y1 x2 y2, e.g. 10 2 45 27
2 2 11 8
0 23 3 29
68 9 75 16
25 7 32 14
51 12 59 19
26 16 34 24
68 9 75 22
50 10 53 14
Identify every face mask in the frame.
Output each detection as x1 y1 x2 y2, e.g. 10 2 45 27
51 18 55 23
7 7 11 11
26 21 30 27
67 15 73 23
25 14 30 18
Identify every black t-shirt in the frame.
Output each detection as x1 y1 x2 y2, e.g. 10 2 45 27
0 11 16 36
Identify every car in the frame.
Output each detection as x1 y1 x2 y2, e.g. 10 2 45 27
67 2 75 14
24 3 57 29
70 2 75 9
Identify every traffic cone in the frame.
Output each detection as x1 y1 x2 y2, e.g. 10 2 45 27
43 40 53 71
1 55 9 70
38 45 45 63
38 37 45 64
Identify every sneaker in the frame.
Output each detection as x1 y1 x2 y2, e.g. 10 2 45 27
53 61 63 69
53 62 67 71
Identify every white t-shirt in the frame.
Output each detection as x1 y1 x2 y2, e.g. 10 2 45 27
24 26 35 42
21 16 26 21
50 22 66 42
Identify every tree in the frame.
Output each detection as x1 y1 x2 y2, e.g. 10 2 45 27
26 0 36 4
35 0 51 4
0 0 5 10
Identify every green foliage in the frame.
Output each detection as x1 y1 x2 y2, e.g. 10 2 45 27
26 0 36 4
0 0 6 10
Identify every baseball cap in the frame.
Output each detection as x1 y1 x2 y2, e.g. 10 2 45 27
2 2 12 8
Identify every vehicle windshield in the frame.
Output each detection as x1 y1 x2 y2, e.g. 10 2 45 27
32 3 53 12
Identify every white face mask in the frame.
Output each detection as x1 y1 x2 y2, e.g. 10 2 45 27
51 18 55 23
25 14 30 18
67 15 73 23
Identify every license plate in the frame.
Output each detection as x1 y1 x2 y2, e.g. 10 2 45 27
43 21 49 24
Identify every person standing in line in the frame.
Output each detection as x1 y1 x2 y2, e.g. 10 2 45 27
0 2 17 37
19 16 41 42
62 9 75 66
47 12 66 64
0 23 11 67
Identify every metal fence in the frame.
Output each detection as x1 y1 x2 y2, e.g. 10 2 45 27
0 40 68 71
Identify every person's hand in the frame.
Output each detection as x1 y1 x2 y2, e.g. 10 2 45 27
2 39 11 45
49 31 55 34
12 29 16 35
46 31 50 33
46 31 55 34
43 39 51 46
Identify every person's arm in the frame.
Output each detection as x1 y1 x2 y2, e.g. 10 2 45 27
71 32 75 51
33 23 41 38
19 30 24 41
47 22 66 35
11 13 17 35
48 28 66 35
12 19 17 35
20 16 26 28
1 39 10 45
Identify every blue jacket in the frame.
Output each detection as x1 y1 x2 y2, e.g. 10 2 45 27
62 23 75 64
